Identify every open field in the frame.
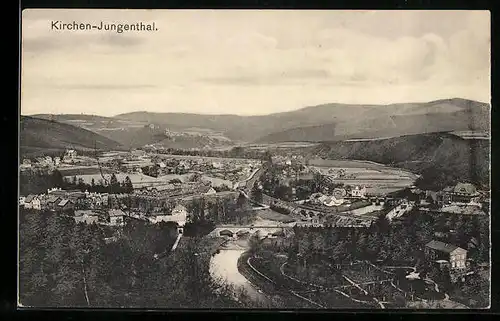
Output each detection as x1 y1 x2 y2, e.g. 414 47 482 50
308 159 391 169
64 171 234 188
58 165 111 176
309 159 417 196
64 172 188 185
151 153 261 162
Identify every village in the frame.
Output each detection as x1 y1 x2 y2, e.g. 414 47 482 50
18 148 490 309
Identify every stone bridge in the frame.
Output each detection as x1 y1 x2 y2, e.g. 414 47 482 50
209 224 292 238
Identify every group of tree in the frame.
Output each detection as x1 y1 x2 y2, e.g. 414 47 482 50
259 165 341 202
18 207 253 308
20 170 134 196
185 194 256 226
65 173 134 194
256 209 489 270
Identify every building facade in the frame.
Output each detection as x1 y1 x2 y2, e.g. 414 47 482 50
425 240 467 270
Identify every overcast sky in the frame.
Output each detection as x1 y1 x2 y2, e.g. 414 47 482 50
21 10 490 116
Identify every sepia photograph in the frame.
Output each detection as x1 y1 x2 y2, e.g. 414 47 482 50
19 9 490 309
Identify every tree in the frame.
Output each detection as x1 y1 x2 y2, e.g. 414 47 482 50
124 176 133 193
236 193 247 209
251 182 263 203
72 176 77 186
109 174 119 193
51 170 64 188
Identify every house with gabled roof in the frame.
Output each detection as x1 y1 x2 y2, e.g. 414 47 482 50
24 194 41 210
425 240 467 270
45 195 61 210
109 209 126 226
74 210 100 225
443 182 481 203
57 199 75 211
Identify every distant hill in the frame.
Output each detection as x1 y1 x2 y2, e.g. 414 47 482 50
20 116 124 157
32 114 114 122
30 114 235 149
310 132 490 191
115 98 490 143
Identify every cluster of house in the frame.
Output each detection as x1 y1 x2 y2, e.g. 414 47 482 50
74 204 188 233
20 150 98 173
133 182 217 198
306 186 367 207
20 156 58 172
271 154 306 166
413 182 488 215
20 188 109 212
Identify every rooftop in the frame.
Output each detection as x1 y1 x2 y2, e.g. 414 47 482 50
425 240 465 253
453 183 478 195
25 195 36 203
109 209 126 217
58 199 71 206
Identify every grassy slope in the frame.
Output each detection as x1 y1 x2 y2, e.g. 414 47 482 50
20 116 124 156
311 132 490 190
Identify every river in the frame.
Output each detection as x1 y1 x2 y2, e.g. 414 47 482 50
209 248 266 302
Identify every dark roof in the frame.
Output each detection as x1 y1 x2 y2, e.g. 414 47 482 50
425 240 465 253
47 195 61 203
109 209 126 217
25 195 35 203
272 230 285 236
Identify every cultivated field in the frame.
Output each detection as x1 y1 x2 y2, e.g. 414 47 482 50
309 159 417 196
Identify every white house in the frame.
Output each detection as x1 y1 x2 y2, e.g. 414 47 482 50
151 204 188 234
212 162 223 169
350 186 367 198
66 149 77 158
323 195 345 207
24 195 41 210
19 196 26 206
109 209 126 226
74 210 100 225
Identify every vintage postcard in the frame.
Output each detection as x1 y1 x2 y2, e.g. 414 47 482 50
19 9 490 309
